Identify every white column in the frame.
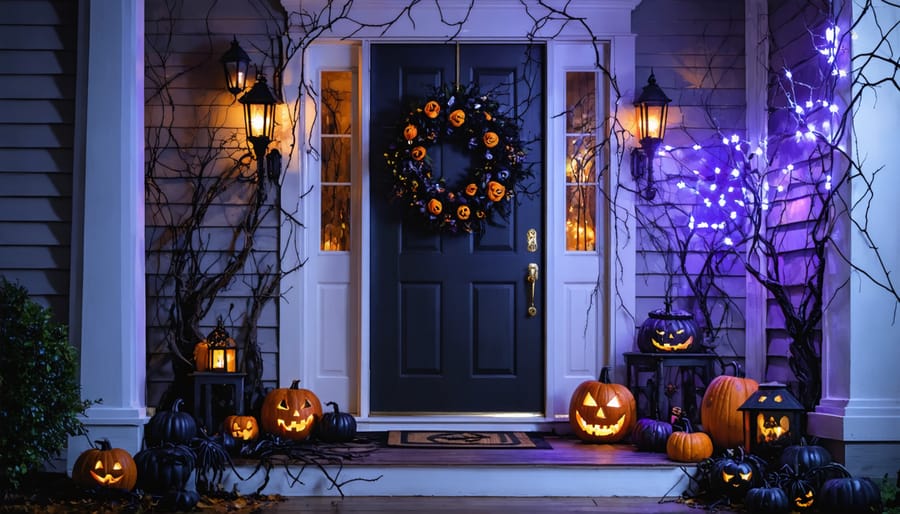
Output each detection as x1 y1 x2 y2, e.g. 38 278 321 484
67 0 147 470
807 0 900 478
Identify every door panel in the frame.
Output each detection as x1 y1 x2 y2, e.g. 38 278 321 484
370 43 544 413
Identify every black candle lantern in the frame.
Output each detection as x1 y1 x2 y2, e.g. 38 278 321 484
205 319 237 373
738 382 804 458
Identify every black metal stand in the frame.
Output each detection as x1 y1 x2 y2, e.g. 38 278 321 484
624 352 717 424
190 372 246 432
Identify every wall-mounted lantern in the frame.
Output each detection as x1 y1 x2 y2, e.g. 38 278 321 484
631 72 671 201
221 37 251 96
238 74 278 167
738 382 804 459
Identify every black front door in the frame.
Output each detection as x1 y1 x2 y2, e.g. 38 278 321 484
370 43 544 413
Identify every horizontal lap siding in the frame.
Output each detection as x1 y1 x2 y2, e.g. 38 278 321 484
632 0 747 371
145 0 284 407
0 0 77 319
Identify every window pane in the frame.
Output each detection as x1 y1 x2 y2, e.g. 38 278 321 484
566 136 596 184
322 137 351 182
566 184 596 251
321 185 351 252
322 71 353 135
566 72 596 134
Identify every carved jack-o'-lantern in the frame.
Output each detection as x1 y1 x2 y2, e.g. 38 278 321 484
260 380 323 440
482 131 499 148
448 109 466 127
427 198 443 216
636 308 700 353
456 204 471 220
72 439 138 491
711 449 762 499
224 414 259 442
568 368 635 443
486 181 506 202
423 100 441 118
464 183 478 196
410 146 426 161
403 124 418 141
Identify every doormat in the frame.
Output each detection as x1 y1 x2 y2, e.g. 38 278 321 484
387 431 551 449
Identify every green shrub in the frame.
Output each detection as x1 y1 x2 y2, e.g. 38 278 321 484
0 278 95 492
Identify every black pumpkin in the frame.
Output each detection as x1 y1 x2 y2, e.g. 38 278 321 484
317 401 357 443
745 485 791 514
711 450 762 499
160 488 201 511
779 439 832 474
636 308 701 353
818 477 883 514
146 398 198 446
630 418 672 452
134 443 195 494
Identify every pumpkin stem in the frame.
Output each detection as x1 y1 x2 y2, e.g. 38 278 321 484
722 361 746 378
289 379 301 389
94 438 113 451
598 367 613 383
171 398 184 412
326 401 341 414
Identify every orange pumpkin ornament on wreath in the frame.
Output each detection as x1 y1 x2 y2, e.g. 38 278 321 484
384 83 528 234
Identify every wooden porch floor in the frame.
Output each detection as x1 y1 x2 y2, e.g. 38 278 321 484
267 496 704 513
225 433 698 499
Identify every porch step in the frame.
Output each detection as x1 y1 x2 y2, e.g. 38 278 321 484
221 434 696 497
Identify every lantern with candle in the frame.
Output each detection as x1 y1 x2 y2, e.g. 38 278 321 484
738 382 804 458
205 318 237 373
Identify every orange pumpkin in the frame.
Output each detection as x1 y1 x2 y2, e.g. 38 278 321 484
403 124 418 141
449 109 466 127
483 131 499 148
464 183 478 196
423 100 441 118
666 420 714 463
260 380 322 441
427 198 443 216
72 439 138 491
456 205 471 220
410 146 426 161
224 414 259 442
701 371 759 450
486 181 506 202
193 340 209 371
568 368 636 443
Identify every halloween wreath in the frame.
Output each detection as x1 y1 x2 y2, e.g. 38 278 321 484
383 84 528 234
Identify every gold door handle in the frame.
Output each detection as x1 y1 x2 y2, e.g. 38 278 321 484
526 263 539 317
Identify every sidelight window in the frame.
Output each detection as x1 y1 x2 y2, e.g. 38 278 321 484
564 71 598 252
320 70 353 252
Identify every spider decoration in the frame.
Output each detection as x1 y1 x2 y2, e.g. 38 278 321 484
774 459 849 512
238 434 382 496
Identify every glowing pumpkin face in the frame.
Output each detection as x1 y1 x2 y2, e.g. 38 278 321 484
456 205 470 220
465 183 478 196
794 488 816 510
72 439 137 491
758 413 791 443
483 131 499 148
224 414 259 442
568 368 635 443
403 124 418 141
423 100 441 118
449 109 466 127
713 455 760 499
636 308 700 353
486 181 506 202
410 146 426 161
260 380 322 441
427 198 443 216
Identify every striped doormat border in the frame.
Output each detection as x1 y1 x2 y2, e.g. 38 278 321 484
387 431 551 449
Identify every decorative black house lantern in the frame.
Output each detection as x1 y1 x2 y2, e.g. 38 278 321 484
206 319 237 373
738 382 804 458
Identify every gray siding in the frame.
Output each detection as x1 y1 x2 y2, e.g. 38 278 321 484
0 0 77 320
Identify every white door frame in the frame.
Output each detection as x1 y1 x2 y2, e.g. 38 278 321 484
279 0 641 431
